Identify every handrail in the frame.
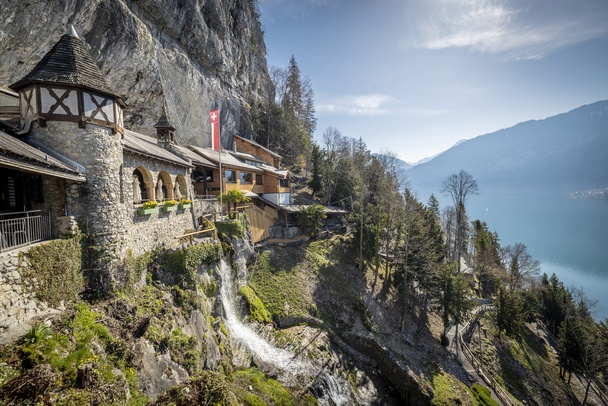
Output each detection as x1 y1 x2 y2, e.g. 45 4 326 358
458 307 519 406
0 209 44 219
0 211 51 253
194 195 218 201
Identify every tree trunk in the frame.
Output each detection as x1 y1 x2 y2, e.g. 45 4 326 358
582 379 591 405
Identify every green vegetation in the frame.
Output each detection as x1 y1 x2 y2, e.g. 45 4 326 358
155 242 222 289
18 233 83 307
239 286 272 323
0 302 148 405
150 371 237 406
215 219 246 239
298 204 327 235
219 189 251 214
121 249 152 292
234 368 296 406
248 250 315 320
431 370 476 406
470 384 498 406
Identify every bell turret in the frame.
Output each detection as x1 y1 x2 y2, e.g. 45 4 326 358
154 106 175 146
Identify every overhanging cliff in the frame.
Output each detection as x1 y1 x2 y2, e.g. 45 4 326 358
0 0 271 147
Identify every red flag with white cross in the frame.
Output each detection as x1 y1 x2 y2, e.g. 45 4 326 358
209 110 219 151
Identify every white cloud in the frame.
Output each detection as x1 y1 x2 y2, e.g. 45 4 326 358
317 93 395 116
317 94 449 118
413 0 608 59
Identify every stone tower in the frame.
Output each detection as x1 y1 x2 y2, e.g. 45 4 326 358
10 26 127 294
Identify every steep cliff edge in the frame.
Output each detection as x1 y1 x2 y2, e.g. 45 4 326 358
0 0 271 147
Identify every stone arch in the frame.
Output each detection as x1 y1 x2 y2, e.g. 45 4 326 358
133 167 153 203
156 171 173 201
174 174 188 200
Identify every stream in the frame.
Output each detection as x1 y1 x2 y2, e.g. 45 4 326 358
217 259 354 405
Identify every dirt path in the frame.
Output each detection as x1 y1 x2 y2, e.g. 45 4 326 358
446 321 506 405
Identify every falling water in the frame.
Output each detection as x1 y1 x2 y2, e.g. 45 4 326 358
218 259 307 375
217 259 352 405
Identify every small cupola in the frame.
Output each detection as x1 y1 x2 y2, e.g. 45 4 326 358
10 25 126 134
154 106 175 146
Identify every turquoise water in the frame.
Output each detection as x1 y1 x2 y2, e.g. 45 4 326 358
466 193 608 320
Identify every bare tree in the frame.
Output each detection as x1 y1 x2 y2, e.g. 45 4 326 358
440 170 479 272
501 243 540 291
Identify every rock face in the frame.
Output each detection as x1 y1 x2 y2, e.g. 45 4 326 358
0 0 271 147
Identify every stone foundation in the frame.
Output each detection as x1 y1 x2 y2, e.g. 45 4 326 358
0 243 60 345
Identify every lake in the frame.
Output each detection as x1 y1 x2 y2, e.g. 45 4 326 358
469 193 608 320
420 190 608 320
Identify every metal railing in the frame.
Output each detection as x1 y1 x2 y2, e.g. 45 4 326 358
0 210 52 253
194 194 218 201
459 306 519 406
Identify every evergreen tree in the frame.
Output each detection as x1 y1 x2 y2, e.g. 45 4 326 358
471 220 502 297
494 287 524 338
438 263 474 336
308 143 323 196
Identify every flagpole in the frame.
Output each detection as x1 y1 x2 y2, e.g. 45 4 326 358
210 108 222 216
219 124 222 215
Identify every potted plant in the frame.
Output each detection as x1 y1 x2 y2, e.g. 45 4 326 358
162 199 179 212
179 198 192 209
138 200 158 215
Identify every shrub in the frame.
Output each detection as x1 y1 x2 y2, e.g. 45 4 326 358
471 384 499 406
19 233 83 307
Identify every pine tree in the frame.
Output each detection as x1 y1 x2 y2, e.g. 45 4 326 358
309 143 323 196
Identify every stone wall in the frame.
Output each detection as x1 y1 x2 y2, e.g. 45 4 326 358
268 225 302 240
0 244 59 345
122 152 199 256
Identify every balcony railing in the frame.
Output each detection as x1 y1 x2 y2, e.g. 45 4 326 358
0 210 52 253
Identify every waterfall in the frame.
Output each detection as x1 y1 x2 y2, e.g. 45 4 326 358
217 259 352 405
218 259 306 375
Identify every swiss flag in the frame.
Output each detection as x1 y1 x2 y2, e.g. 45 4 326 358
209 110 220 151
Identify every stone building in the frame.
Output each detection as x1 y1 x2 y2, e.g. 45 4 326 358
0 25 342 336
0 27 199 292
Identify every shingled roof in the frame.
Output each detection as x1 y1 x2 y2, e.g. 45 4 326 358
10 27 122 103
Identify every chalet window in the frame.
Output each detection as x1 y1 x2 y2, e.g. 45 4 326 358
280 178 289 188
29 174 44 203
240 172 253 184
192 169 213 183
255 174 263 185
225 170 236 183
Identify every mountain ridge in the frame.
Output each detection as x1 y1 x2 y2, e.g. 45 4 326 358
403 100 608 195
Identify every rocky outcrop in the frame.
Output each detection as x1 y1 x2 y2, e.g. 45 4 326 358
343 331 433 405
0 0 271 147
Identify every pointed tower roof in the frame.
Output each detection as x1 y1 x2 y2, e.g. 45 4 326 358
10 26 122 103
154 105 175 131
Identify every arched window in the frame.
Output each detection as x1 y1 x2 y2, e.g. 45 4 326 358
174 174 187 200
132 166 154 204
157 171 173 201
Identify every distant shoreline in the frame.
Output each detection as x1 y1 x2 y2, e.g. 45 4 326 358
567 188 608 199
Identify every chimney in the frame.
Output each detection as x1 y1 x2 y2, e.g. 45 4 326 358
233 141 237 153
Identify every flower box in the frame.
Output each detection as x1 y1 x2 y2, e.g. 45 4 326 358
179 203 191 210
138 207 158 215
162 205 178 212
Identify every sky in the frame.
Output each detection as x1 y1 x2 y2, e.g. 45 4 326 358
257 0 608 163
